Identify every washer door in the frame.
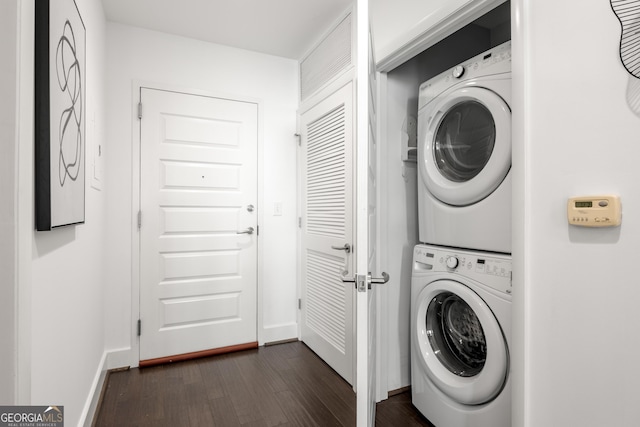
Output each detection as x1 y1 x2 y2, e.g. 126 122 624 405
420 86 511 206
414 279 508 405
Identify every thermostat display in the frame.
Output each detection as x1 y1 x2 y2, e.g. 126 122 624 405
567 195 621 227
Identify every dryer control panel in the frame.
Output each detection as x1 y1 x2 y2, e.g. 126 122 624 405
414 245 512 295
418 41 511 110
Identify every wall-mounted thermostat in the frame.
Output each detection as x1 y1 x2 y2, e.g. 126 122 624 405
567 195 621 227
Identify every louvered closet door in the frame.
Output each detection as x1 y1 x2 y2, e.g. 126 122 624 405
300 82 354 384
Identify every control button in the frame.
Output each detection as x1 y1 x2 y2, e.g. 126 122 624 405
446 256 459 269
452 66 465 78
599 200 609 207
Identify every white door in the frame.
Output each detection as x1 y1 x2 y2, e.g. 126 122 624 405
355 0 383 425
139 87 258 363
300 82 355 384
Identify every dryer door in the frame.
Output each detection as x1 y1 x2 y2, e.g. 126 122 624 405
414 279 508 405
419 86 511 206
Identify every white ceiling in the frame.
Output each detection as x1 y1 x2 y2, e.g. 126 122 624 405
101 0 353 60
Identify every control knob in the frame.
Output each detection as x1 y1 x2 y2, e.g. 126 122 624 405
446 256 459 269
452 65 465 78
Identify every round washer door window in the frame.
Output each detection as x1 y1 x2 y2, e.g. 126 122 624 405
414 279 508 405
426 291 487 377
420 86 511 206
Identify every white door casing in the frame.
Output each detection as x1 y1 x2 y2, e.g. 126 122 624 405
300 82 355 385
139 87 258 362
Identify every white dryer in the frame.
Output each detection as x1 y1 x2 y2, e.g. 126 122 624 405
418 42 512 253
411 244 511 427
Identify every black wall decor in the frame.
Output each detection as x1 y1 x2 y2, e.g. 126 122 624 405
611 0 640 79
35 0 86 231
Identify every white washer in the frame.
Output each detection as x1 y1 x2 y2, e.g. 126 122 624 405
418 42 512 253
411 244 511 427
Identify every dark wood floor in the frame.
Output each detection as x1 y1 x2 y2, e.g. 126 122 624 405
93 341 434 426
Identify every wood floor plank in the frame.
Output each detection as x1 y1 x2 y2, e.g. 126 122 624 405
234 351 289 426
285 347 355 424
274 389 320 427
209 395 242 427
376 391 434 427
94 341 428 426
279 364 346 427
196 356 227 401
216 351 266 425
158 365 192 427
251 347 289 393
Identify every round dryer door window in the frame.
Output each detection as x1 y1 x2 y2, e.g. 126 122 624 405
420 86 511 206
414 279 509 405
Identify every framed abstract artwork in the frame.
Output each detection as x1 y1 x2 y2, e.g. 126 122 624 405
35 0 86 231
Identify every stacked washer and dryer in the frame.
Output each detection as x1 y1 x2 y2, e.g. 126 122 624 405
411 41 513 427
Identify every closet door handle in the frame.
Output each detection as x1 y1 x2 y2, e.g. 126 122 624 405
331 243 351 253
237 227 254 235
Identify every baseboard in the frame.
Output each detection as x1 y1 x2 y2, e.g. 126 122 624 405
78 348 131 427
79 351 107 427
264 338 298 346
388 386 411 397
105 347 131 370
260 322 297 345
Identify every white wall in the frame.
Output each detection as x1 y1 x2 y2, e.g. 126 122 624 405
512 0 640 426
104 23 299 362
0 0 18 405
15 0 108 425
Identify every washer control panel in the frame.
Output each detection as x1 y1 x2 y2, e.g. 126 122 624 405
414 245 512 295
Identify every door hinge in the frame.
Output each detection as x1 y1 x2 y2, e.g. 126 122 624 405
137 102 142 119
298 298 302 309
294 133 301 146
137 319 141 336
137 210 142 229
298 217 302 228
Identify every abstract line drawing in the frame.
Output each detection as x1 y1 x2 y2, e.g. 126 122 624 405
34 0 86 231
56 20 83 187
611 0 640 79
626 76 640 116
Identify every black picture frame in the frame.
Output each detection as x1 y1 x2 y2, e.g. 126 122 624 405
35 0 86 231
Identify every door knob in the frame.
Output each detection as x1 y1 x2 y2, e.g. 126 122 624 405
331 243 351 253
370 272 390 284
237 227 254 235
342 271 390 291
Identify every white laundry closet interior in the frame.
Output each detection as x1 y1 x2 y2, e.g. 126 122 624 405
377 0 511 394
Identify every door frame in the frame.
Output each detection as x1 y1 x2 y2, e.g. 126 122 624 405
130 81 264 367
